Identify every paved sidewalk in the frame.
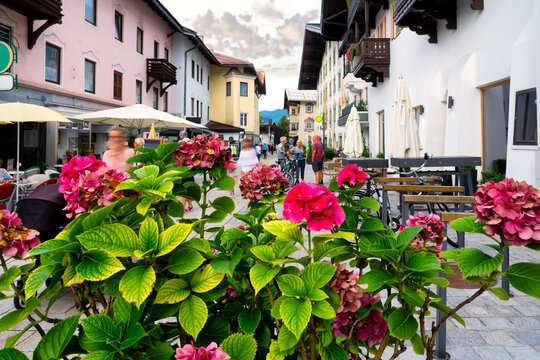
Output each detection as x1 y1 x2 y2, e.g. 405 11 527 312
1 154 539 359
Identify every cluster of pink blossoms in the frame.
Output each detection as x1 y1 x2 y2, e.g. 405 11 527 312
345 43 357 62
283 182 345 231
336 164 370 188
172 135 233 169
473 178 540 246
58 156 130 218
406 212 447 257
0 211 40 258
175 342 230 360
330 264 387 347
239 163 289 201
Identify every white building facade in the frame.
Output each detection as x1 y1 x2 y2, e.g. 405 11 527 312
319 0 539 187
170 29 218 125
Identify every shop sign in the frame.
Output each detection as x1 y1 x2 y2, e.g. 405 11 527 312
315 115 323 123
0 41 14 74
0 73 15 91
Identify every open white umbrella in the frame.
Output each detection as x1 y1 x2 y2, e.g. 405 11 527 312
0 102 71 200
343 106 364 158
74 104 206 130
388 79 422 158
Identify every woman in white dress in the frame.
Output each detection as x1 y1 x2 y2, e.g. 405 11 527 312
237 138 259 174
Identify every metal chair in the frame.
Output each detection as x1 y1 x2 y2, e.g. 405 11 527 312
0 183 16 211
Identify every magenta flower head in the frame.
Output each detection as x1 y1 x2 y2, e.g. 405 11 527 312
0 210 40 258
336 164 370 188
58 156 129 218
473 178 540 246
175 342 230 360
406 212 446 257
239 163 289 201
172 135 233 170
283 182 345 231
329 263 387 347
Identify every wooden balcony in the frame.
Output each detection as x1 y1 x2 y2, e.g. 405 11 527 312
352 38 390 87
146 58 177 96
394 0 482 43
0 0 63 49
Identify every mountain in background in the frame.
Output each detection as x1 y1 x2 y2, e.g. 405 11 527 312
260 109 288 124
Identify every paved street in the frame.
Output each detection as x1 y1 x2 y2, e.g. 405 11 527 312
1 154 539 359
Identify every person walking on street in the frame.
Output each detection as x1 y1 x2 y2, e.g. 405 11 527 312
277 137 288 171
262 143 267 159
237 138 259 174
290 140 305 182
312 135 324 185
255 144 262 162
102 127 136 172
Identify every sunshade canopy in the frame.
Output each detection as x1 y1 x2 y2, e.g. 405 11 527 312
0 102 70 123
343 107 364 158
74 104 206 129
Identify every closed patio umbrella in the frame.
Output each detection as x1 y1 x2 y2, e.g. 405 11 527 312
74 104 205 130
0 102 71 200
388 79 422 158
343 106 364 158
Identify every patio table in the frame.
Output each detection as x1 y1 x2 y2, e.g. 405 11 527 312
390 156 481 195
342 158 389 168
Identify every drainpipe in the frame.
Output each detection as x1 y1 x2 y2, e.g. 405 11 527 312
183 42 200 118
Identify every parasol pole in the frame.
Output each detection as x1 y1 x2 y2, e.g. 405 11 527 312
15 122 19 202
88 122 92 155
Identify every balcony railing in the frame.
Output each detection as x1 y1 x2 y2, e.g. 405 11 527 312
146 58 177 95
394 0 482 43
352 38 390 86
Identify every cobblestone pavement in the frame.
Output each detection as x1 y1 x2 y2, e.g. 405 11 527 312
1 154 539 359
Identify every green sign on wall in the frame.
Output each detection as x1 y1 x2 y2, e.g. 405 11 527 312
0 41 14 74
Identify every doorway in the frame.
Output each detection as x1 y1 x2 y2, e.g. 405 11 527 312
481 80 510 171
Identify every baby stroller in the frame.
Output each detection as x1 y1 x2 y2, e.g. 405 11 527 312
13 183 70 308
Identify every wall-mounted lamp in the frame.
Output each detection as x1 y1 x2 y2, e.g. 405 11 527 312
418 105 424 115
448 96 454 109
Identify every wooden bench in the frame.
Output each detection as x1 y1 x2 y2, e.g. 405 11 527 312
374 177 443 184
381 185 465 225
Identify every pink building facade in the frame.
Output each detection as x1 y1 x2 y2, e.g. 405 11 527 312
0 0 180 165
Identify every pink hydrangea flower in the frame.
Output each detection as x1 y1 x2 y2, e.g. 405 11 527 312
175 342 230 360
329 263 387 347
0 210 40 258
172 135 233 170
356 308 388 347
336 164 370 188
58 156 130 218
283 182 345 231
239 163 289 201
406 212 446 258
473 178 540 246
221 286 239 304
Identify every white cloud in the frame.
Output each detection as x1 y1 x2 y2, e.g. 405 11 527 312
159 0 320 110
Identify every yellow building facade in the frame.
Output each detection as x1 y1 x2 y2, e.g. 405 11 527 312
284 89 318 145
210 52 266 136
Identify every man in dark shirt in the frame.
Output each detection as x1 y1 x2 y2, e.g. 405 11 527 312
312 135 324 185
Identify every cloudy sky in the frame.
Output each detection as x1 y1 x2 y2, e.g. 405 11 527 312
160 0 320 111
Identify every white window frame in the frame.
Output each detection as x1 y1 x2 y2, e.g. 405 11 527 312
240 113 248 127
306 104 313 113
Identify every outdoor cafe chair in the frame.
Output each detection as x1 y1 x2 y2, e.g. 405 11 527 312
45 169 59 177
21 167 40 179
26 174 50 189
49 172 60 179
0 183 16 211
36 178 58 189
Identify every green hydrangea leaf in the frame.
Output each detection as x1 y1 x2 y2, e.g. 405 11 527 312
119 265 156 308
76 249 125 281
280 298 311 339
155 279 190 304
222 333 257 360
178 295 207 340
